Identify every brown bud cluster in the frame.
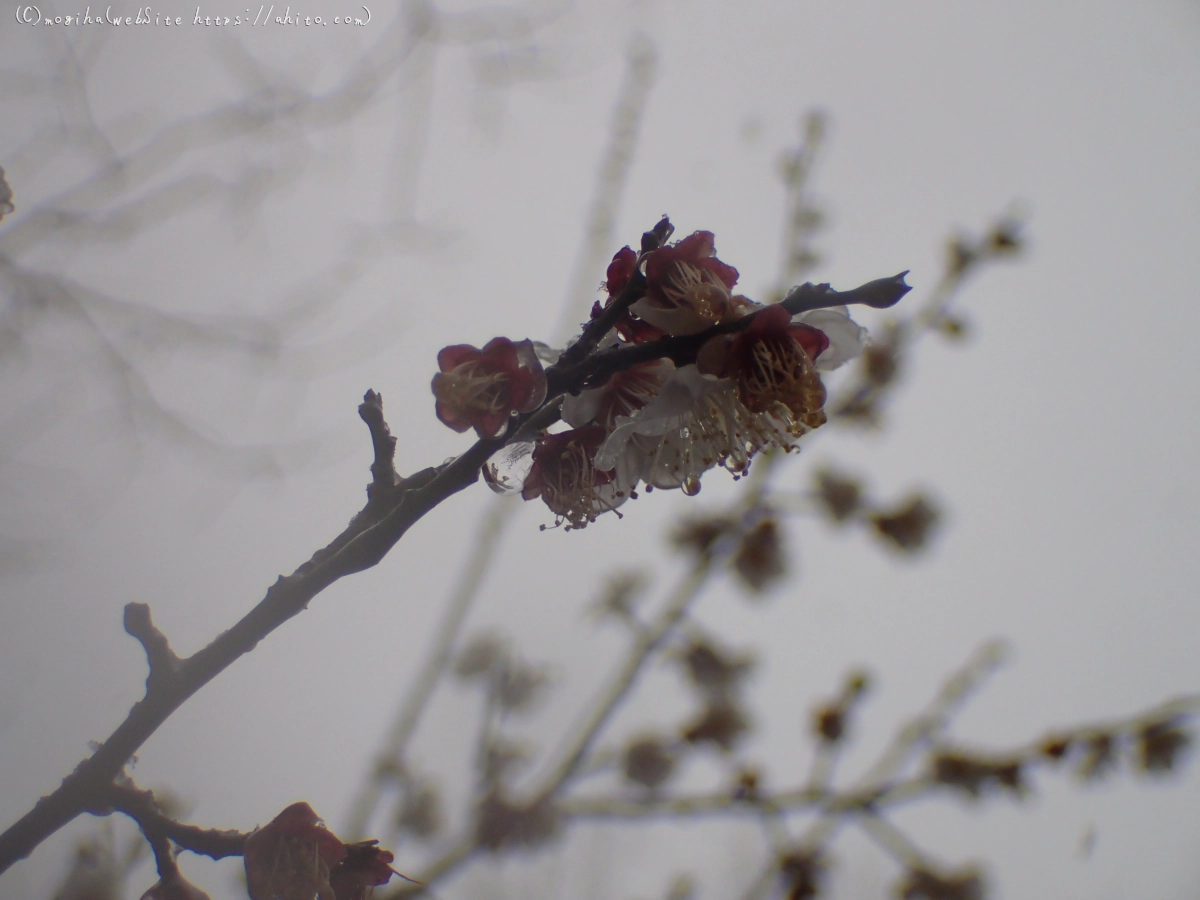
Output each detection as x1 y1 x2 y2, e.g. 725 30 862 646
732 518 788 593
682 703 750 752
815 469 863 522
895 865 984 900
681 639 755 697
395 780 442 840
623 736 677 790
1136 718 1192 774
1076 733 1118 782
778 848 826 900
810 669 871 744
454 633 551 714
591 571 648 623
931 751 1025 799
870 496 940 553
474 792 561 851
672 515 738 557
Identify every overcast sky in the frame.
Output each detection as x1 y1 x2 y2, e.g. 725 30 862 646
2 2 1199 899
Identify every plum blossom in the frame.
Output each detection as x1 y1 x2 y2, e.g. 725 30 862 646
329 841 408 900
589 246 665 343
592 364 808 492
697 304 828 430
243 803 345 900
792 305 869 371
243 802 408 900
432 338 547 438
521 426 633 529
484 225 877 526
581 300 868 502
561 359 674 431
630 231 753 336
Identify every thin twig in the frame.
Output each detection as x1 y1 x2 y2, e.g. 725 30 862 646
858 641 1008 789
343 497 519 839
536 453 782 797
0 399 493 874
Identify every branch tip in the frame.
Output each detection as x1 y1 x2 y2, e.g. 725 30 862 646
359 389 400 493
782 272 913 316
123 603 180 689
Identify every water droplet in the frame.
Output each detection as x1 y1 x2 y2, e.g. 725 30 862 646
682 476 702 497
679 426 691 439
483 441 535 494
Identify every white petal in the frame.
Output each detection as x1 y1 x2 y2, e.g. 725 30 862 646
594 366 729 473
795 306 868 371
561 387 605 428
531 341 563 365
629 298 714 336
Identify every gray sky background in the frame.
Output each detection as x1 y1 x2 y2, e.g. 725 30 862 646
2 2 1199 898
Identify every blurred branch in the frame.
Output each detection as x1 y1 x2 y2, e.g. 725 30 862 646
831 212 1025 424
348 30 662 844
858 640 1008 788
348 32 659 839
344 496 517 839
0 207 907 874
553 686 1199 822
0 393 492 874
553 32 659 339
536 453 781 797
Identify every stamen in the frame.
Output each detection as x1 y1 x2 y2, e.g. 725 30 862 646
660 263 732 322
440 362 510 413
541 438 622 530
739 337 826 427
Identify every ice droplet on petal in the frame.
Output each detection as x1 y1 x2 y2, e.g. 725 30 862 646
682 476 702 497
483 441 536 494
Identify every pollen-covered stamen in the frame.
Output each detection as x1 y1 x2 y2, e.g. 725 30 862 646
434 361 511 415
740 335 827 428
720 305 828 431
631 231 743 336
523 428 626 530
432 337 547 438
593 362 672 428
660 261 733 324
544 440 607 528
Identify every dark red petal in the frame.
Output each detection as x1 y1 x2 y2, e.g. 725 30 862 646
605 246 638 296
252 802 346 865
642 246 679 287
438 344 483 372
748 304 792 334
673 232 739 289
434 396 476 433
789 323 830 362
478 337 521 375
675 231 717 260
701 256 739 290
263 802 322 835
475 410 510 439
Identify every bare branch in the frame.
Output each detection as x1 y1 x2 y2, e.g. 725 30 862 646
0 395 496 874
101 783 247 863
122 603 180 695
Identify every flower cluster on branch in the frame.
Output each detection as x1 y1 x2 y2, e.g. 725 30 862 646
433 219 905 529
